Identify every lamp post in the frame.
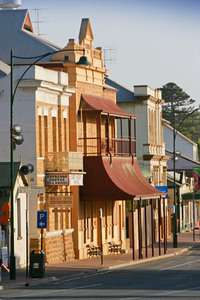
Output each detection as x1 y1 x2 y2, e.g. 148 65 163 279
172 105 199 248
9 48 91 279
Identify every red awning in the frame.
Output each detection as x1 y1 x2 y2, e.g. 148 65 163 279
80 156 165 201
81 94 137 118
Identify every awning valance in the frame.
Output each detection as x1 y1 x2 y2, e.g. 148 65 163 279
182 191 200 200
80 156 165 201
81 94 137 118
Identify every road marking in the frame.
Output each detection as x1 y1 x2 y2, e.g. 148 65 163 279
159 258 200 271
1 283 102 299
120 285 200 299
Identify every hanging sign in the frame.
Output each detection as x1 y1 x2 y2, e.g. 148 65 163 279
69 174 83 186
46 173 69 186
49 196 73 207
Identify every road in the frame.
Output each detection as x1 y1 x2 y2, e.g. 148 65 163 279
1 247 200 299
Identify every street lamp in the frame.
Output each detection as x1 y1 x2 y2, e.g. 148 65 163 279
172 105 199 248
9 48 91 279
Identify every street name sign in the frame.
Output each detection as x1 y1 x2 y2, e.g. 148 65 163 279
18 186 46 194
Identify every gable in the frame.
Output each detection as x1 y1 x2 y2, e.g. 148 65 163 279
23 11 34 32
79 18 94 44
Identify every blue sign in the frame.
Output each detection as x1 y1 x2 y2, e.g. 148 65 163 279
155 186 168 198
37 210 47 229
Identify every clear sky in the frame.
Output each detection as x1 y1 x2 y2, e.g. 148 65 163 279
21 0 200 105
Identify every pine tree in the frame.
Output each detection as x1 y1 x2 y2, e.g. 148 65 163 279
160 82 196 127
159 82 200 154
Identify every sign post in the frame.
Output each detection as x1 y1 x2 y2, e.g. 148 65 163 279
37 211 47 251
100 208 103 266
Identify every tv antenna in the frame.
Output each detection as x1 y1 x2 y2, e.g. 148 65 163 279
29 8 48 36
103 47 117 68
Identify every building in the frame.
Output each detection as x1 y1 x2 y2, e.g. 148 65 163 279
163 122 199 161
0 7 166 262
0 60 82 263
44 19 166 259
105 78 169 187
0 162 29 268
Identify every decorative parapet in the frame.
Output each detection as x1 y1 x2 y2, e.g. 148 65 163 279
45 151 83 172
134 85 162 100
143 143 165 156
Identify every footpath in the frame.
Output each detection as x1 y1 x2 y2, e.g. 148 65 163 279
1 231 200 290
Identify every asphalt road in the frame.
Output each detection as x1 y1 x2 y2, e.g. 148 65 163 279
1 246 200 300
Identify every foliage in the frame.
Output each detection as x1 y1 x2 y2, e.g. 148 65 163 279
160 82 195 126
160 82 200 150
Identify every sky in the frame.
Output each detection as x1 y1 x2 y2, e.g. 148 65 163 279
20 0 200 105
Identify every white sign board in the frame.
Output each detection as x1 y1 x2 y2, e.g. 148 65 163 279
1 230 5 241
69 174 83 186
2 246 8 267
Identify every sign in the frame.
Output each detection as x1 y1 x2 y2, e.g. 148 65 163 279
69 174 83 186
52 208 69 213
168 204 175 214
18 186 46 194
46 173 69 186
155 186 168 198
1 230 5 241
37 211 47 229
49 196 73 207
2 246 8 267
1 202 11 225
194 167 200 192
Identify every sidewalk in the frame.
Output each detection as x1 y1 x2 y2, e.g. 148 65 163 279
1 231 200 290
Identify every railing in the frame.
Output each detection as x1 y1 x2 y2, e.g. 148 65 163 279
45 151 83 172
78 137 136 156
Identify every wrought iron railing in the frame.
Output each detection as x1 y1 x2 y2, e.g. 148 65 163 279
78 137 136 156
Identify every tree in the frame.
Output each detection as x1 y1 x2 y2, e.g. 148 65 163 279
159 82 200 146
160 82 196 127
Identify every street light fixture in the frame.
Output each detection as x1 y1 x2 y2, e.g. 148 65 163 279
9 48 91 279
172 106 199 248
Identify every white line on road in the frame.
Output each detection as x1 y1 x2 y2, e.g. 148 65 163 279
120 285 200 300
159 258 200 271
1 283 103 299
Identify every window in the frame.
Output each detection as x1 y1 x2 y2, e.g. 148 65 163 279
17 198 21 238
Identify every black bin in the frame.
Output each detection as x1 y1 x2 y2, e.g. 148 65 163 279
30 250 45 278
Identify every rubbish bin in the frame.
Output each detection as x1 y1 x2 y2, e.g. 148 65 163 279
30 250 45 278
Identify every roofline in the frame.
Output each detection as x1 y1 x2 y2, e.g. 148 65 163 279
164 123 197 146
166 149 200 165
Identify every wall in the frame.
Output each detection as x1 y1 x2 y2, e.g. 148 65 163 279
163 124 198 161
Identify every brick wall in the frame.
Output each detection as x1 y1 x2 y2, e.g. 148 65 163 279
30 232 75 264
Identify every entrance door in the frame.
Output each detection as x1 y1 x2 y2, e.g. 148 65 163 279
97 200 102 246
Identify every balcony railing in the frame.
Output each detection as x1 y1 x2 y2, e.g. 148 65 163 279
78 137 136 157
45 151 83 172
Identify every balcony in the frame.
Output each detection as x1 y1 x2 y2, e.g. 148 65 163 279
78 137 136 157
45 151 83 172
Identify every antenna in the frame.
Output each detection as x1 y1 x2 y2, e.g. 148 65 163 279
103 47 117 68
29 8 48 35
